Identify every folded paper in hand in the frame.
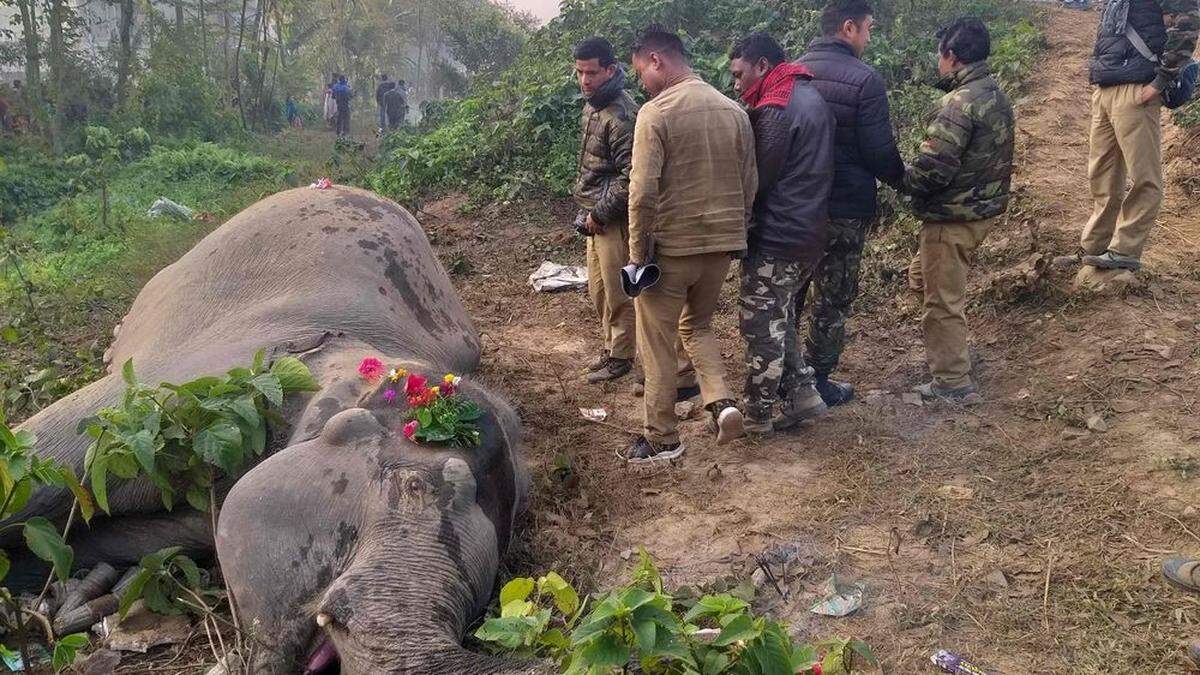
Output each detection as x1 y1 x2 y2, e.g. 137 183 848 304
620 262 660 298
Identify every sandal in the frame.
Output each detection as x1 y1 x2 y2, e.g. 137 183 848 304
1162 555 1200 592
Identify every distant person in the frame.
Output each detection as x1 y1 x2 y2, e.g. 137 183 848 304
332 75 352 138
285 95 302 128
383 80 408 130
324 77 338 129
797 0 905 408
0 94 9 133
621 28 756 463
903 17 1014 404
571 37 638 385
375 74 394 133
1060 0 1199 272
730 32 835 435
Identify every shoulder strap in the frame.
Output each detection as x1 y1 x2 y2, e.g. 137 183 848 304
1124 22 1159 64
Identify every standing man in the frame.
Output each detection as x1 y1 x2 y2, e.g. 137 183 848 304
904 17 1014 403
375 74 395 134
572 37 639 384
621 28 756 463
1073 0 1199 271
384 80 408 130
332 75 353 138
729 32 836 434
798 0 906 408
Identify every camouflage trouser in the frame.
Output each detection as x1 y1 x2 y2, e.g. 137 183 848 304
797 217 870 378
740 251 818 421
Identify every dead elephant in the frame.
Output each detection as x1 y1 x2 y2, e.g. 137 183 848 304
2 186 531 673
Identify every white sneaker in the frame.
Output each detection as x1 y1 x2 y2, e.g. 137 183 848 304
716 406 745 445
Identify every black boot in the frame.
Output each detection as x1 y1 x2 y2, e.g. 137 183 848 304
815 376 854 407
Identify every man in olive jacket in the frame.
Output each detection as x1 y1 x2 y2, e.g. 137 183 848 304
904 17 1014 403
621 28 756 463
573 37 639 384
729 32 835 434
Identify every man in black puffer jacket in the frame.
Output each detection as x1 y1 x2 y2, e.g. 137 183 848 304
731 32 836 434
798 0 905 408
1072 0 1199 272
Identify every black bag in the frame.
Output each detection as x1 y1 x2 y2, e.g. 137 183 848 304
1126 23 1199 109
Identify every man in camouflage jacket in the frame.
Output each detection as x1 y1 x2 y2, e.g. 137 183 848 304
903 17 1014 403
572 37 639 383
1073 0 1199 271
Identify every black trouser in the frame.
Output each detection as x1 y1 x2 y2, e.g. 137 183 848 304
336 107 350 137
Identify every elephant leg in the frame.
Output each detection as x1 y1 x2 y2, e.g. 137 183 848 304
5 510 213 591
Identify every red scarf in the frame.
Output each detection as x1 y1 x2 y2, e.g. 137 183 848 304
740 62 813 109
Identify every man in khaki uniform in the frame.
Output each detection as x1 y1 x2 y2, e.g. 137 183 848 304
1075 0 1199 271
572 37 639 383
620 28 757 463
904 18 1014 403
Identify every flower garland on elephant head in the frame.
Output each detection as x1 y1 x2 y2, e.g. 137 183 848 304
357 357 484 448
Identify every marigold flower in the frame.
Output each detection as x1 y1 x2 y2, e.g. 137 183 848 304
430 386 441 397
357 357 385 381
403 420 419 439
388 368 406 383
383 389 397 403
443 374 456 384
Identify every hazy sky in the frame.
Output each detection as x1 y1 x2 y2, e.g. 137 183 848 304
511 0 559 22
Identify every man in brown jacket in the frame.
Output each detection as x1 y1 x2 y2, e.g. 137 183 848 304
620 28 758 464
573 37 639 384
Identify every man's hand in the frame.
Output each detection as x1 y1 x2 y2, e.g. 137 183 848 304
1137 84 1162 106
586 212 606 235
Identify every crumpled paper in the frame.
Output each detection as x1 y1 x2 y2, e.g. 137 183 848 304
529 261 588 293
810 574 865 617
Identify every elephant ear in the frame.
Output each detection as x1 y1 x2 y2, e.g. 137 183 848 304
321 408 385 447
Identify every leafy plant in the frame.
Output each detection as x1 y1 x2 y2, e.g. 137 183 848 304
64 126 153 232
117 546 213 618
80 350 320 514
475 551 877 674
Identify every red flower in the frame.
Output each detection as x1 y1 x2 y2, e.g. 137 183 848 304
812 664 823 675
358 357 385 381
403 420 419 439
405 373 428 396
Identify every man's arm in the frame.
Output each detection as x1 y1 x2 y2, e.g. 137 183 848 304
628 106 664 265
1152 0 1200 93
590 107 636 228
749 106 790 203
740 111 759 227
903 94 970 198
857 73 906 189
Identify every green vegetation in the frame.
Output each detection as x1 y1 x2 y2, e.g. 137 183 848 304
0 352 318 668
366 0 1045 204
475 552 875 674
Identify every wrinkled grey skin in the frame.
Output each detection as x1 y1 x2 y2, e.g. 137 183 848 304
2 187 532 672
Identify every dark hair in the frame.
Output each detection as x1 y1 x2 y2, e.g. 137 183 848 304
730 32 787 67
338 75 347 84
632 27 687 61
820 0 874 37
938 17 991 64
397 79 406 86
574 37 617 67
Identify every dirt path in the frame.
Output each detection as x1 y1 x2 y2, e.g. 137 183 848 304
423 7 1200 672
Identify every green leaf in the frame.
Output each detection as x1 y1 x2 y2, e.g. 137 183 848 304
91 457 111 514
0 326 19 344
499 577 535 607
271 357 321 392
173 555 202 589
537 571 580 616
23 517 73 582
632 619 656 652
578 633 629 668
2 479 31 518
252 349 265 373
249 374 284 407
712 614 759 647
52 634 87 672
59 467 96 523
847 638 878 667
121 359 136 385
186 485 210 512
118 568 151 618
139 546 182 572
417 407 433 427
500 599 533 619
128 429 159 476
142 575 182 615
194 421 244 474
229 397 261 427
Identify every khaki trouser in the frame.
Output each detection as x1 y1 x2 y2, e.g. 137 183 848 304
1081 83 1163 258
636 252 734 444
907 218 995 389
586 224 636 360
